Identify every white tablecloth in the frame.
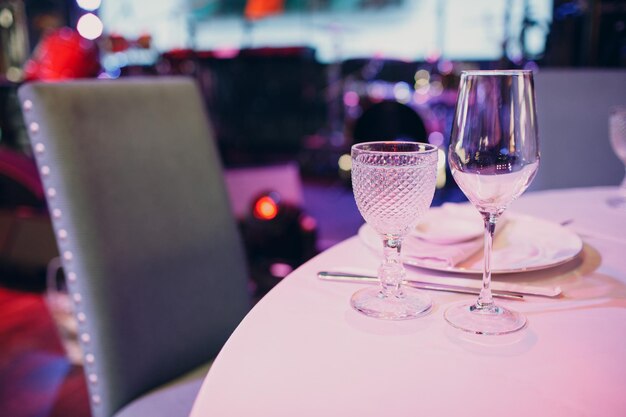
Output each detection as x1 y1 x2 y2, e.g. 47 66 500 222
190 187 626 417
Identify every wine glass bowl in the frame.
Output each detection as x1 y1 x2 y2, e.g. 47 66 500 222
445 70 540 334
351 141 438 319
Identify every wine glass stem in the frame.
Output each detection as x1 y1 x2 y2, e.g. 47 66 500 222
379 236 405 297
477 213 498 308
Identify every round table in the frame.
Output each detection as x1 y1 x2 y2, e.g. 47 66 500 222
190 187 626 417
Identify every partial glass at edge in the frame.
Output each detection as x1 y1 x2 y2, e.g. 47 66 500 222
351 141 438 320
608 106 626 208
445 70 540 334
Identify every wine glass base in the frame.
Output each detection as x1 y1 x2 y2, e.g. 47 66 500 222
444 302 527 335
350 286 432 320
607 196 626 209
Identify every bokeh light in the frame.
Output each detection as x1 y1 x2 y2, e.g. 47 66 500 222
77 13 103 40
76 0 102 11
338 154 352 172
253 195 279 220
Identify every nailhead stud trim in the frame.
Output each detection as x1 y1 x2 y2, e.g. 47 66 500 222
24 99 103 412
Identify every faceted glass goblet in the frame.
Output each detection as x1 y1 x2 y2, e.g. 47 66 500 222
351 141 438 320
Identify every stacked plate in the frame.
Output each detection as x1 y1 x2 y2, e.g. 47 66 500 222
358 203 583 274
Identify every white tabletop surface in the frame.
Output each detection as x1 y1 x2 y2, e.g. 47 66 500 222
190 187 626 417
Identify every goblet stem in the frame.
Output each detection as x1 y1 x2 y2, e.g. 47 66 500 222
379 236 405 297
351 232 431 319
476 213 498 308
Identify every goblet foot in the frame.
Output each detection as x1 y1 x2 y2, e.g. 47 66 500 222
350 286 432 320
444 302 527 335
607 176 626 209
607 196 626 209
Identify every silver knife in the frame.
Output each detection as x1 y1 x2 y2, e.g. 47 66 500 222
318 271 524 300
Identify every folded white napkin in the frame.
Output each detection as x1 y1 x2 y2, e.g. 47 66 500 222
403 234 484 268
413 203 483 244
403 203 507 268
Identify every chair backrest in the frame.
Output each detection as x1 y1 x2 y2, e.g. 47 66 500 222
530 69 626 191
18 77 251 417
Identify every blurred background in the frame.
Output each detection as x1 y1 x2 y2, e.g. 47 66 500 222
0 1 624 416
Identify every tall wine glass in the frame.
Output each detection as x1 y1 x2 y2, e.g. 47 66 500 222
609 106 626 208
445 70 540 334
351 141 438 319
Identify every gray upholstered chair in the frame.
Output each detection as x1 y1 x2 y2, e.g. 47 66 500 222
18 77 251 417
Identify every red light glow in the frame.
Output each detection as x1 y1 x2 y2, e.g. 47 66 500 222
253 196 279 220
23 28 100 81
245 0 285 21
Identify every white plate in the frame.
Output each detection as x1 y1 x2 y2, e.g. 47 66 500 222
358 213 583 274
